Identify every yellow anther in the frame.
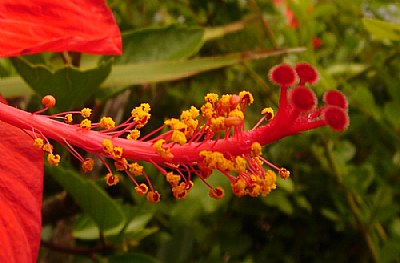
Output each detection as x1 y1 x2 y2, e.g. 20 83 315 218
33 138 44 150
80 108 92 118
82 158 94 173
279 168 290 179
153 139 173 160
43 143 53 153
210 117 225 132
131 103 151 128
47 153 61 166
129 162 144 176
261 107 275 121
147 191 161 203
114 158 128 171
164 118 187 130
218 94 232 113
247 183 261 197
102 139 113 154
80 119 91 129
204 93 219 103
209 186 225 200
112 146 123 159
171 130 187 145
166 172 181 187
200 150 233 171
135 183 148 196
251 142 262 156
105 173 119 186
172 182 188 200
127 129 140 140
64 114 73 123
201 102 214 119
234 156 247 172
239 91 254 104
99 117 116 130
232 178 247 197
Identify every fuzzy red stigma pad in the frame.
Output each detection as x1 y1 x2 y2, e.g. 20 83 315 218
289 85 317 112
295 63 319 85
323 90 348 109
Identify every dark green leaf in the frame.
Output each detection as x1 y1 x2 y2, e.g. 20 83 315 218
47 165 125 233
108 253 161 263
117 25 204 64
11 57 112 111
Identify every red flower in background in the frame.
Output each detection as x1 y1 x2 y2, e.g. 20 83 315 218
0 0 121 57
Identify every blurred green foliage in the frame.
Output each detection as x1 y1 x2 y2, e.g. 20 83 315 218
1 0 400 262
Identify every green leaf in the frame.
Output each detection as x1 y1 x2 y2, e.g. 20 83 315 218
104 48 305 87
47 165 125 233
0 48 304 98
117 25 204 64
170 170 232 225
362 18 400 41
384 101 400 128
262 191 293 215
11 57 112 111
108 253 161 263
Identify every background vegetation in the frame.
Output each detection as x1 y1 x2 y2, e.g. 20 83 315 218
1 0 400 262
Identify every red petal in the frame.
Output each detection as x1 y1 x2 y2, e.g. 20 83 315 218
0 0 121 57
0 121 44 262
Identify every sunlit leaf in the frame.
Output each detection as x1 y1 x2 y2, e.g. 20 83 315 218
0 121 43 263
363 18 400 41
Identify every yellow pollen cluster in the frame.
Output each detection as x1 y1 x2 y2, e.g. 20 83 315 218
251 142 262 156
279 168 290 179
99 117 116 130
82 158 94 173
201 102 214 119
135 183 148 196
204 93 219 103
80 108 92 118
80 119 91 129
200 150 234 171
131 103 151 128
261 107 275 121
47 153 61 166
127 129 140 140
105 173 119 186
64 114 73 123
239 91 254 104
112 146 123 159
129 162 144 176
102 139 113 154
231 170 277 198
33 138 44 149
153 139 173 160
147 191 161 203
114 158 128 171
171 130 187 145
